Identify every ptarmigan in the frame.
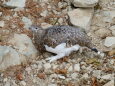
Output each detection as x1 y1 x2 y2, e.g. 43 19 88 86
29 25 99 62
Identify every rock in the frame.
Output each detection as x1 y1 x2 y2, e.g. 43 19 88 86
20 81 26 86
92 70 101 79
103 80 114 86
109 25 115 36
82 73 89 79
25 67 31 74
0 46 21 70
0 12 2 16
48 84 57 86
58 75 65 79
103 10 115 23
44 63 51 69
40 10 48 17
74 63 80 72
58 2 68 9
22 17 32 29
68 65 73 72
3 0 26 8
71 73 78 79
41 23 52 29
68 8 94 31
72 0 99 7
9 34 38 62
104 37 115 48
4 82 10 86
0 21 5 27
101 74 114 80
95 28 111 38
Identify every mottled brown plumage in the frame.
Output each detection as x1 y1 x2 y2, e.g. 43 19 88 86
29 25 94 53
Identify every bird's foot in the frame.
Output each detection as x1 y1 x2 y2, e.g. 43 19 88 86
46 53 65 62
44 45 57 54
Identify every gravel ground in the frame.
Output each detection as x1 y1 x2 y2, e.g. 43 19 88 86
0 0 115 86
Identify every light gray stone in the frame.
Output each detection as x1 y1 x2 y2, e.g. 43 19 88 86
40 10 48 17
95 28 111 38
9 34 38 62
68 65 73 72
48 84 57 86
44 63 51 69
72 0 99 7
71 73 78 79
103 80 114 86
4 0 26 8
104 37 115 48
93 70 101 79
20 81 26 86
0 46 21 70
0 12 2 16
41 23 52 29
58 75 65 79
74 63 80 72
101 74 114 80
0 21 4 27
68 8 94 31
22 17 32 29
109 25 115 36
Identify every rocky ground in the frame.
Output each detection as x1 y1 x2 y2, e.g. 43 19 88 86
0 0 115 86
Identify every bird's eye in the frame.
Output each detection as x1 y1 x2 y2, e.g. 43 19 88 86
35 28 37 29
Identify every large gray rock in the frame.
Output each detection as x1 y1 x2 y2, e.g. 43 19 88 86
72 0 99 7
9 34 38 61
0 34 38 71
104 37 115 48
3 0 26 8
68 8 94 31
0 46 21 70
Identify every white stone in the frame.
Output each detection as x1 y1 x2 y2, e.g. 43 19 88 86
44 63 51 69
93 70 101 79
25 67 31 74
109 25 115 36
82 73 89 78
4 0 26 8
0 12 2 16
0 46 21 70
8 34 38 62
74 63 80 71
71 73 78 79
103 80 114 86
40 10 48 17
4 82 10 86
68 65 73 72
101 74 114 80
0 21 4 27
22 17 32 29
48 84 57 86
68 8 94 31
104 37 115 48
72 0 99 7
58 75 65 79
20 81 26 86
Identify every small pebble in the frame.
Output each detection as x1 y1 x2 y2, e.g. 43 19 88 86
74 63 80 72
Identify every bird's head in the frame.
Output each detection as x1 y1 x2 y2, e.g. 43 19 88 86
29 25 44 34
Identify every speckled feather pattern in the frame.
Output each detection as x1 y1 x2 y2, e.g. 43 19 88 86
33 25 93 53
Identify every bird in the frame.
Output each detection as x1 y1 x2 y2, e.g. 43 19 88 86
29 25 99 62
